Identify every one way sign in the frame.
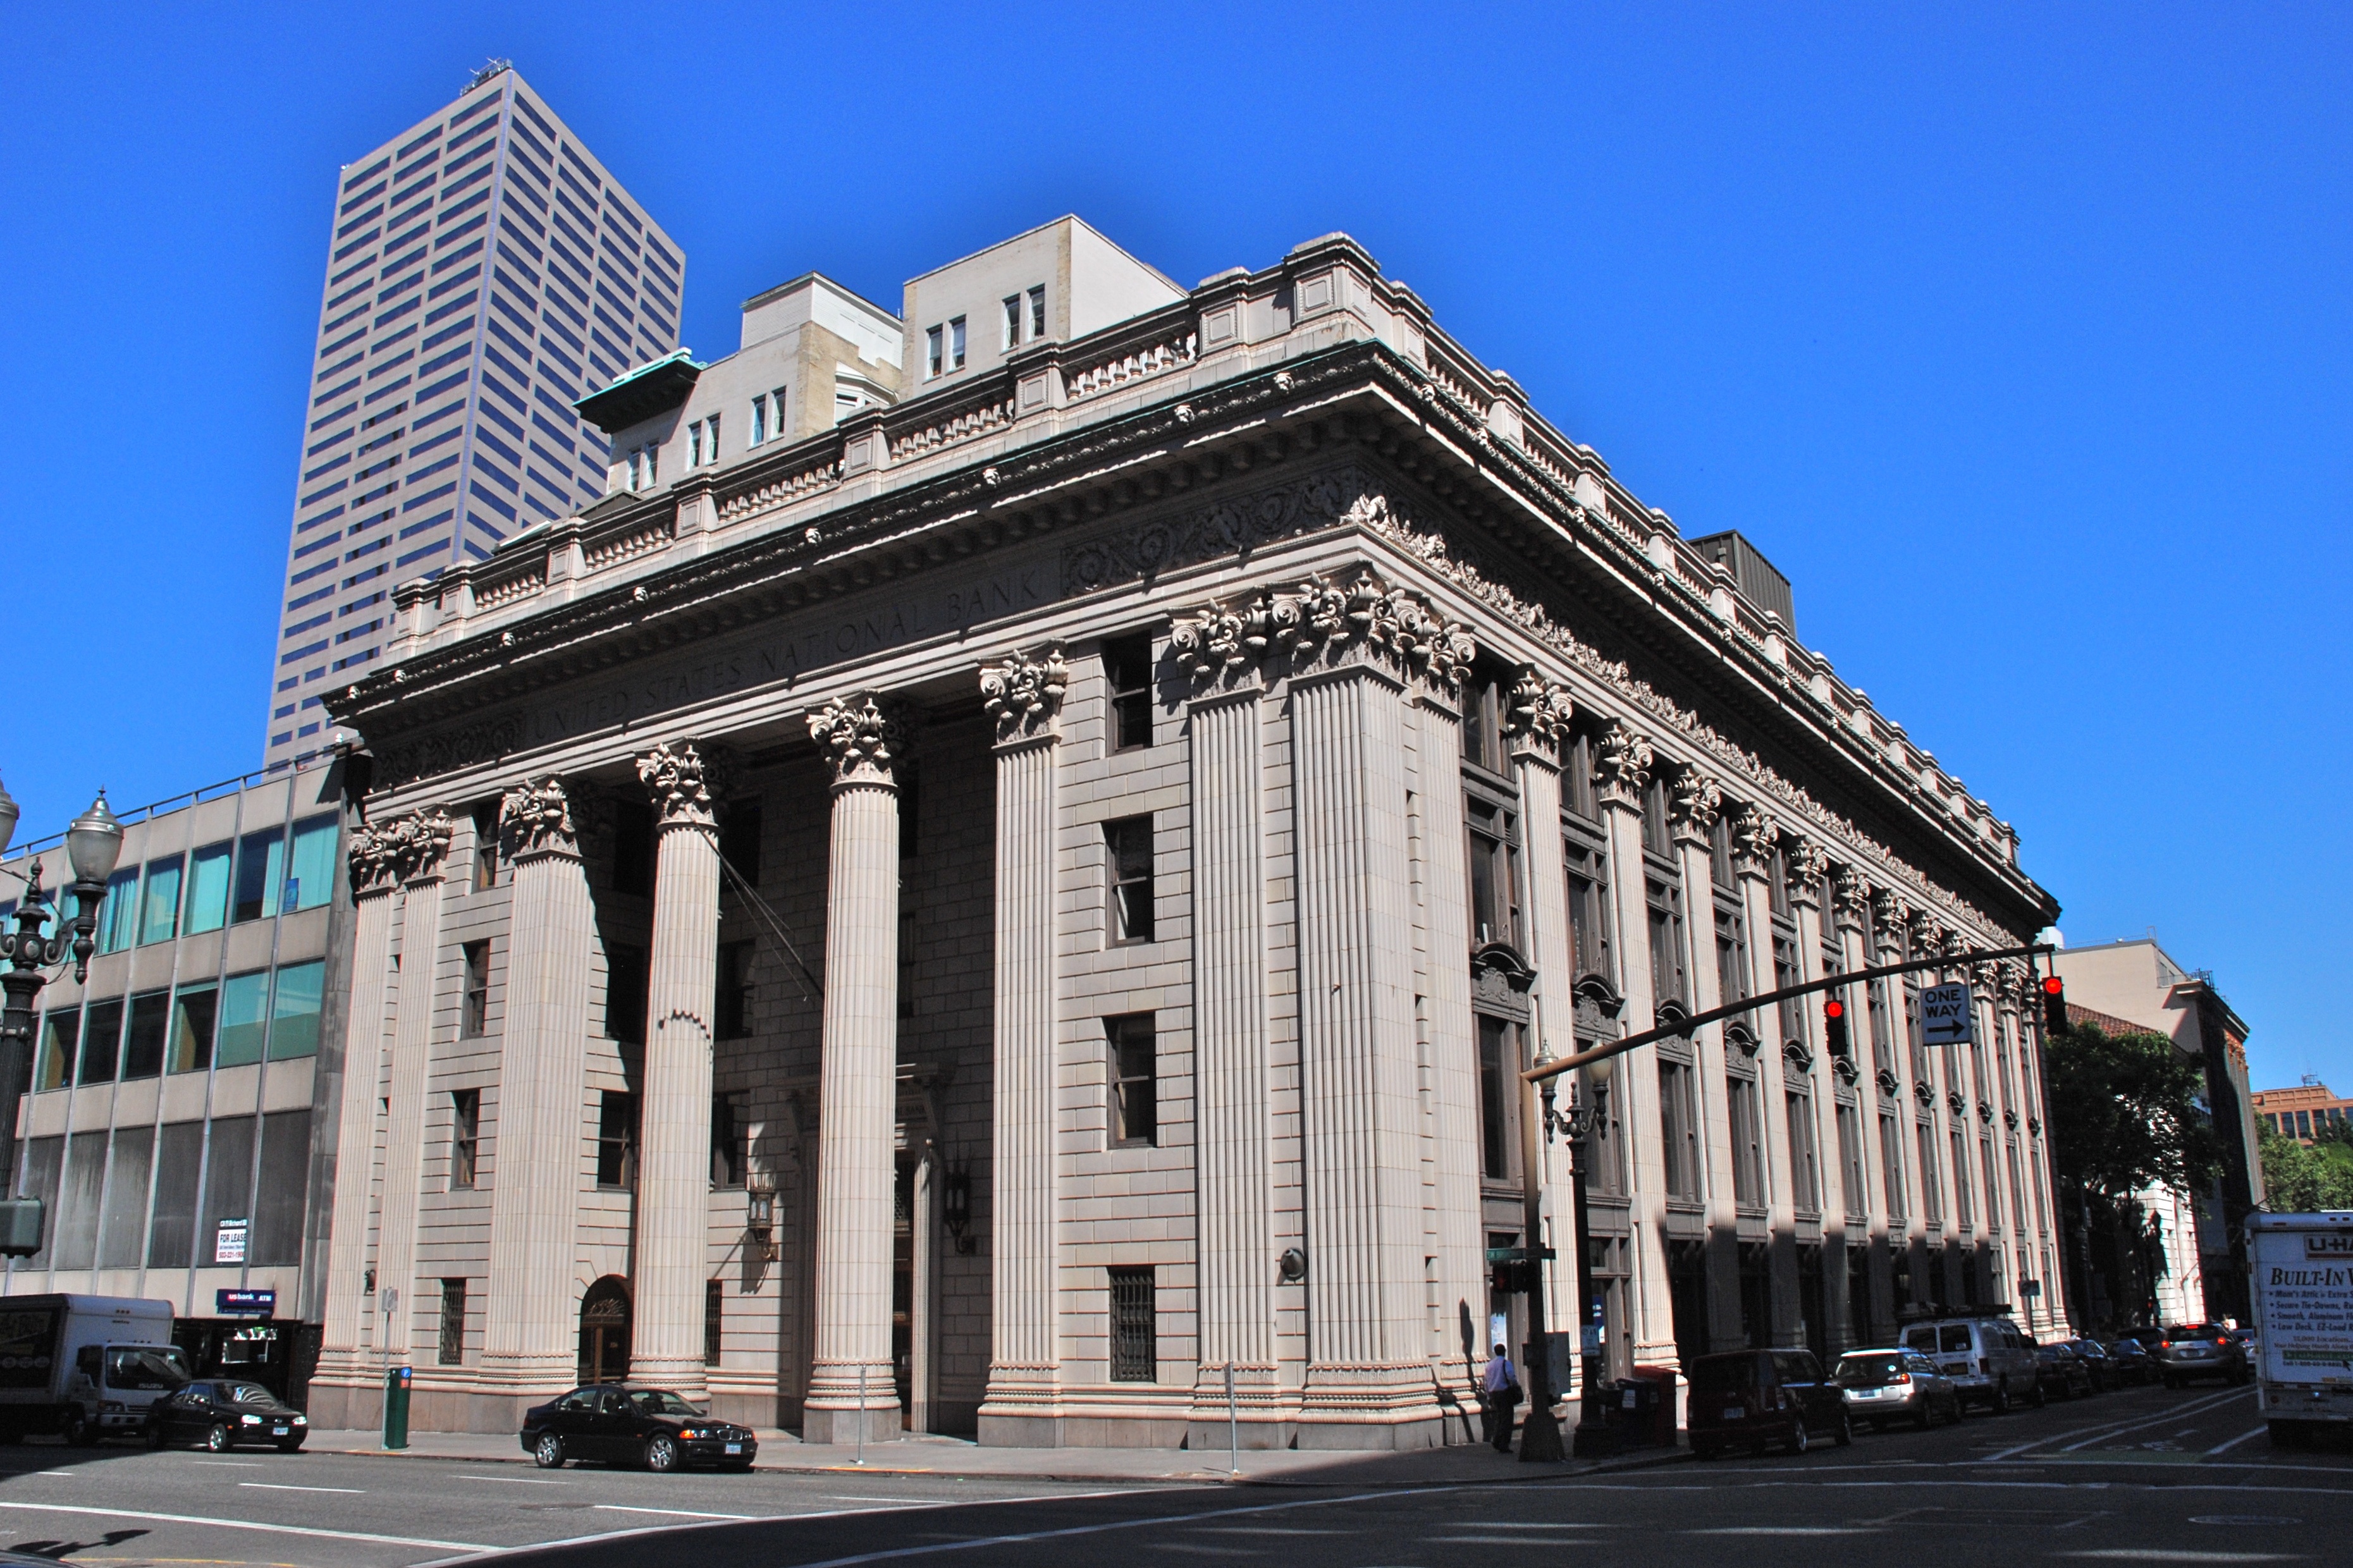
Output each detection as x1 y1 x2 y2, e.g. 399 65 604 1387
1920 983 1975 1046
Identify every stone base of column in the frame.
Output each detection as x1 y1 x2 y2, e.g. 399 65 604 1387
803 1359 900 1445
627 1358 708 1402
1292 1363 1446 1450
1183 1363 1288 1452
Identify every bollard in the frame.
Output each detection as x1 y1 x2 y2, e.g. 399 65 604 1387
383 1364 411 1450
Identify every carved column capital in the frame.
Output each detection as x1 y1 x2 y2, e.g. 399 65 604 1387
1830 865 1871 930
808 693 907 790
980 645 1069 744
1729 802 1776 882
1592 718 1654 809
1504 670 1571 761
1273 569 1473 694
349 821 404 897
1667 766 1723 847
1784 836 1829 905
388 806 455 885
1871 887 1910 957
1170 594 1277 694
501 776 579 860
636 741 720 828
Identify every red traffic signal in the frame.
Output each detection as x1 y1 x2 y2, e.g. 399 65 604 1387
2041 973 2068 1036
1822 995 1852 1058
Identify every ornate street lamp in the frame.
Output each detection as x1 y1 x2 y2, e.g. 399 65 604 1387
1538 1049 1614 1457
0 783 125 1254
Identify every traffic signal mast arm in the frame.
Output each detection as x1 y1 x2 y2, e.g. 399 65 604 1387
1523 941 2058 1088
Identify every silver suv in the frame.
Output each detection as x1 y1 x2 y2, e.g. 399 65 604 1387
1901 1314 2043 1412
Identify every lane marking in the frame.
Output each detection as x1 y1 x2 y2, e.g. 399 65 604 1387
2207 1427 2269 1456
593 1504 758 1521
2055 1553 2302 1564
240 1481 365 1494
2061 1392 2256 1454
0 1498 486 1552
187 1459 266 1468
458 1473 573 1485
37 1469 78 1477
1975 1387 2252 1462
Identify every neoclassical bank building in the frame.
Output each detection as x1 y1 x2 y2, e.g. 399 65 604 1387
309 218 2067 1445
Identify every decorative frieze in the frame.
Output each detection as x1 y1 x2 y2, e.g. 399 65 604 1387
808 694 907 790
501 777 578 859
978 646 1069 744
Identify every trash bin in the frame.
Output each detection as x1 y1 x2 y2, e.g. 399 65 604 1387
383 1364 412 1450
1611 1365 1678 1448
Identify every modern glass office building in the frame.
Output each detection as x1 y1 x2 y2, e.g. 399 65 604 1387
264 63 683 770
0 758 355 1404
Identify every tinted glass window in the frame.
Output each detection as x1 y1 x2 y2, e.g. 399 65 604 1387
1836 1354 1903 1386
1690 1357 1761 1393
1939 1325 1972 1353
1903 1328 1936 1352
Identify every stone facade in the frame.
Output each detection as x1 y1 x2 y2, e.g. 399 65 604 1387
310 224 2064 1445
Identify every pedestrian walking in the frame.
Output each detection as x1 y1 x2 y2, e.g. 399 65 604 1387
1482 1342 1521 1452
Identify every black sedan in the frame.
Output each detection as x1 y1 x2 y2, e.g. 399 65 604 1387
2103 1337 2162 1385
146 1380 309 1452
521 1385 757 1472
2062 1337 2118 1392
2032 1342 2096 1400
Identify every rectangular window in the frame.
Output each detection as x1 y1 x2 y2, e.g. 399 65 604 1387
1028 286 1046 339
1105 816 1155 943
139 857 183 945
1002 294 1021 350
168 984 217 1074
1563 730 1599 820
1108 1265 1157 1381
269 961 324 1059
439 1278 467 1365
287 815 336 910
472 801 501 889
1108 1013 1157 1146
37 1010 79 1092
711 1091 746 1187
1466 799 1521 948
97 1127 154 1271
606 943 648 1043
770 386 786 438
1461 671 1505 773
1952 1130 1973 1229
925 324 943 378
1715 907 1750 1007
715 940 754 1039
1566 838 1611 981
1477 1015 1516 1180
462 941 491 1037
96 868 140 954
705 412 719 460
233 828 287 924
1729 1073 1765 1206
1788 1093 1821 1213
1659 1058 1700 1199
1880 1114 1907 1219
200 1115 255 1265
1836 1101 1866 1218
750 393 767 445
1646 878 1688 1009
251 1109 309 1265
1103 634 1155 750
720 797 763 885
688 419 704 465
610 802 654 895
123 991 169 1081
450 1089 480 1189
1917 1124 1943 1224
1640 776 1672 857
80 998 124 1086
146 1122 202 1268
596 1091 637 1188
54 1132 107 1269
949 315 966 371
216 971 270 1067
184 840 233 933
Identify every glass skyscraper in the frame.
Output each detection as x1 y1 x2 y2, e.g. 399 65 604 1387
265 64 683 768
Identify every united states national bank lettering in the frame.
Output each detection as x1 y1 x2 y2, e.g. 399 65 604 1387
310 218 2065 1447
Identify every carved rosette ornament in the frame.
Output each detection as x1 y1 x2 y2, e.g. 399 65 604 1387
391 807 455 883
1502 670 1572 755
808 693 906 790
1729 804 1776 881
348 821 403 896
1831 866 1872 931
1667 766 1723 847
500 776 578 859
978 646 1069 744
1592 718 1654 808
1785 836 1830 904
636 742 718 828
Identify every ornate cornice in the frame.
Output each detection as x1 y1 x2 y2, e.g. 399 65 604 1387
501 776 578 859
979 646 1069 744
1667 766 1723 847
1729 803 1776 881
1503 669 1571 756
1592 718 1654 809
636 742 718 828
808 694 906 790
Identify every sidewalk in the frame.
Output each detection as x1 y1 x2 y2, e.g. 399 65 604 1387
302 1423 1688 1487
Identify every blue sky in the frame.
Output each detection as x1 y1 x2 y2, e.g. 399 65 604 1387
1 4 2345 1087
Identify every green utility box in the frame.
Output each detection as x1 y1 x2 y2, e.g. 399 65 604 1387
383 1364 412 1450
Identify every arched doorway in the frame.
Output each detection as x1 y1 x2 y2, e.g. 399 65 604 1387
577 1277 632 1386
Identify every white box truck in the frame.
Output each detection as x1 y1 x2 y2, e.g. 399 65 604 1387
2249 1213 2353 1447
0 1295 188 1445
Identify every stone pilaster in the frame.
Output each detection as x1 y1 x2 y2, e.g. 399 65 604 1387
1730 806 1800 1343
314 824 403 1395
480 778 595 1405
371 807 453 1364
1782 835 1831 1347
976 651 1066 1442
804 693 906 1445
1414 668 1480 1396
1667 769 1742 1355
630 743 724 1395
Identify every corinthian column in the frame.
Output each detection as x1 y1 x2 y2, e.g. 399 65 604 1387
1504 673 1575 1372
481 778 596 1402
372 807 453 1365
316 824 403 1397
804 694 905 1445
629 742 725 1395
976 649 1066 1444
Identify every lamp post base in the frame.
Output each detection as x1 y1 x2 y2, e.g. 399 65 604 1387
1517 1397 1564 1462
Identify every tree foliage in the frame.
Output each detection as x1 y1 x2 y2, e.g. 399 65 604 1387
2044 1020 2221 1203
2259 1125 2353 1213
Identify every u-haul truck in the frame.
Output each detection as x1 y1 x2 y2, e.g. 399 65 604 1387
2250 1213 2353 1446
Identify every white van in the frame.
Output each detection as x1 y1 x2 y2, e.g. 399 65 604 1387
1901 1313 2043 1412
0 1295 188 1443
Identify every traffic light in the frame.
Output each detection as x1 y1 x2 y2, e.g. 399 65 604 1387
0 1198 43 1259
1823 995 1852 1059
2041 974 2068 1037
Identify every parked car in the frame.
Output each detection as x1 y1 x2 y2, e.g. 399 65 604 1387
1686 1349 1853 1459
2103 1337 2161 1385
1900 1314 2044 1412
520 1385 757 1472
2032 1341 2096 1400
2061 1338 2117 1392
1834 1348 1962 1430
2152 1323 2252 1389
144 1380 307 1452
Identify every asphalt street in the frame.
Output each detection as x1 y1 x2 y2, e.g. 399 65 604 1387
0 1381 2343 1567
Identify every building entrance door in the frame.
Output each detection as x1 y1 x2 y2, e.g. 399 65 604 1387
578 1277 632 1385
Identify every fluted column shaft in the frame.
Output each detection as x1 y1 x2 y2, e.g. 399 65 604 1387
805 694 904 1444
482 780 594 1391
632 744 723 1393
1417 697 1480 1375
985 730 1057 1407
374 814 453 1363
318 871 398 1376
